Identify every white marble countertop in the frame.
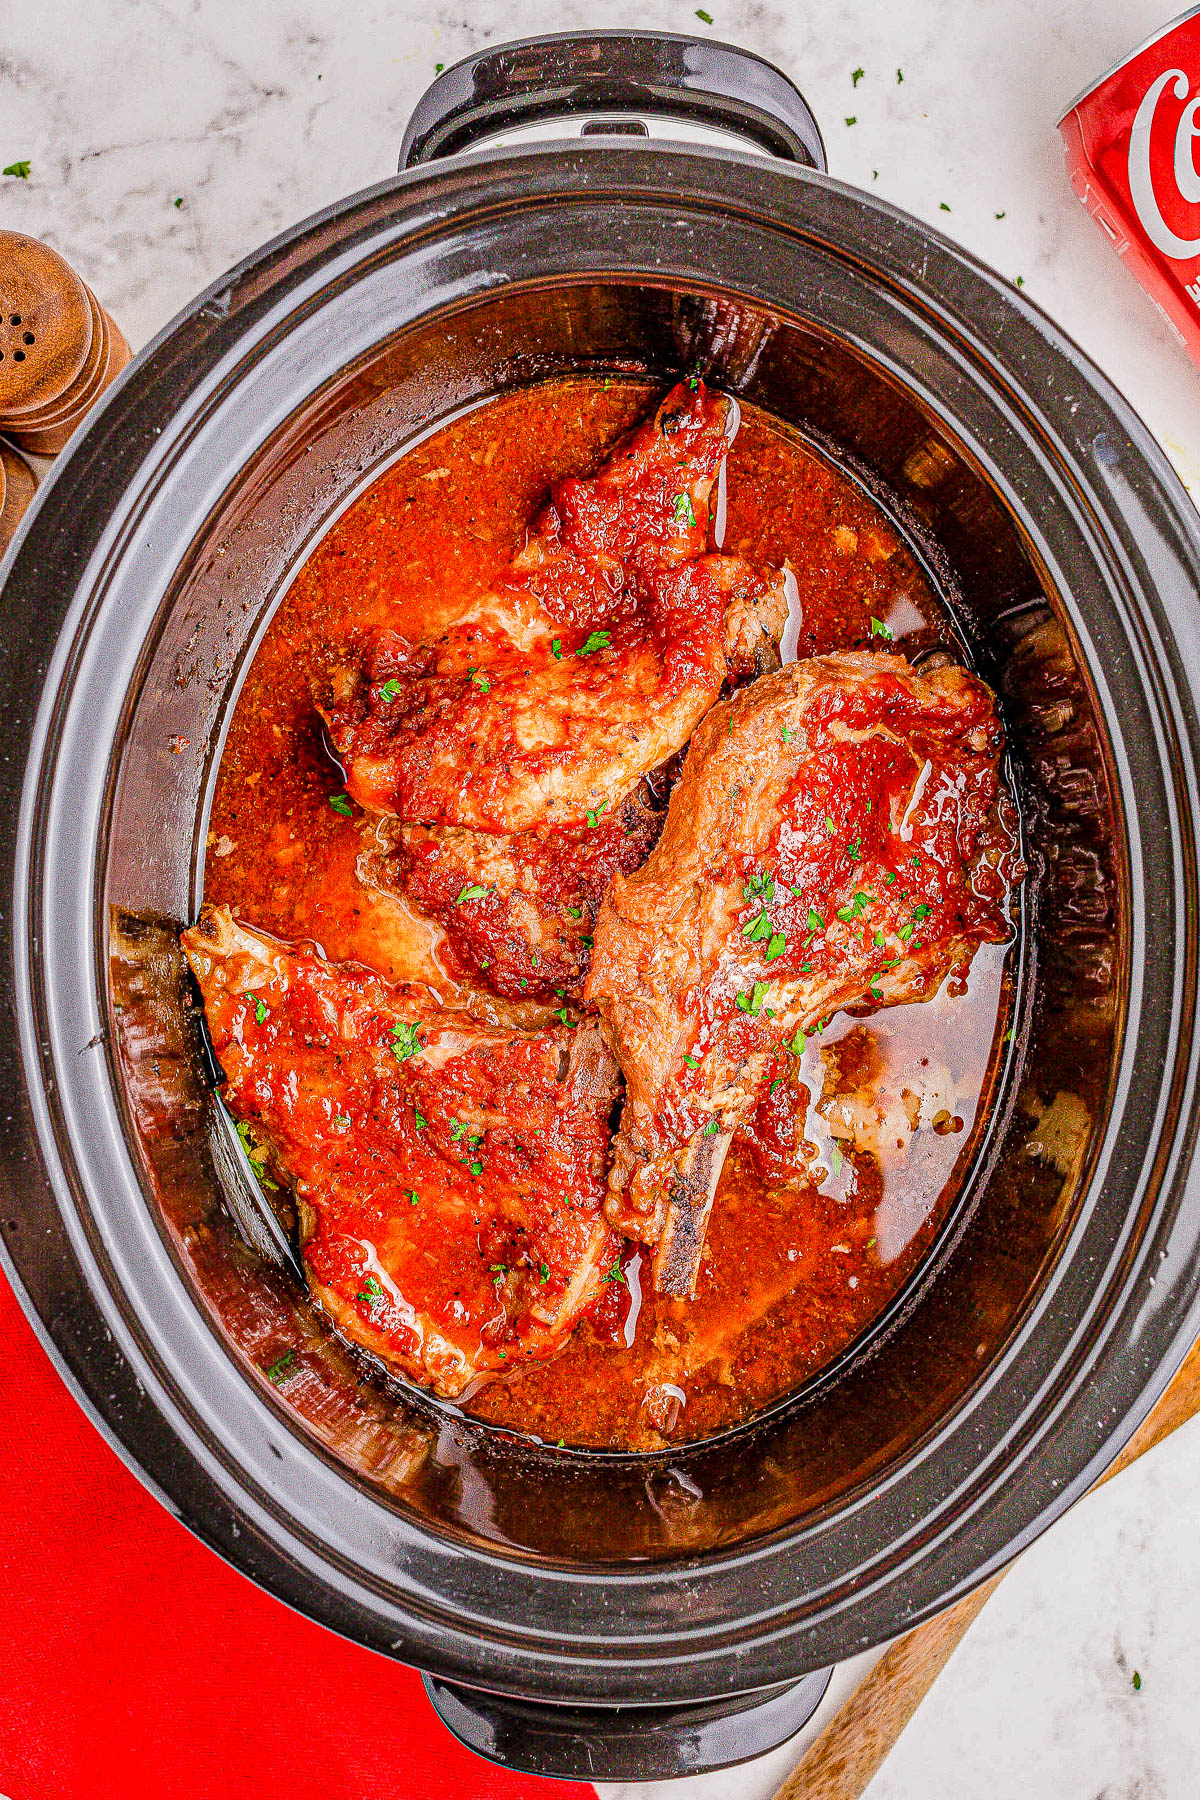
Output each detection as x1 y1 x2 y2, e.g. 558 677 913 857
5 2 1200 1797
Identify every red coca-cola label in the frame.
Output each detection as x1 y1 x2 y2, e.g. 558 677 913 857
1059 7 1200 358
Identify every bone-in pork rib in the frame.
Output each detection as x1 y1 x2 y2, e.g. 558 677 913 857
585 651 1021 1297
317 380 787 834
183 905 620 1396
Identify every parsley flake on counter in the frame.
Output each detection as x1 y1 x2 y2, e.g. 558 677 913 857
577 630 611 656
672 491 698 527
896 67 904 83
695 6 713 20
265 1348 295 1384
870 615 893 639
1132 1671 1142 1691
173 195 184 208
3 160 30 179
995 210 1006 220
328 792 353 816
455 883 488 903
851 67 864 86
939 201 951 212
845 116 857 127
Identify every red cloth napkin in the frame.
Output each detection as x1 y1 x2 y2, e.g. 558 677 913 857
0 1263 595 1800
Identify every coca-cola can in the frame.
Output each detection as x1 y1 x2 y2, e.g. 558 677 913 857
1058 6 1200 361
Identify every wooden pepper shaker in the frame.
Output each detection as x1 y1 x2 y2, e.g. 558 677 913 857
0 231 130 455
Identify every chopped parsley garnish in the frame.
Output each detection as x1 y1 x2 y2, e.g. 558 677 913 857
470 669 491 692
744 872 774 900
265 1348 295 1384
913 902 931 920
900 921 914 941
468 1160 484 1177
407 1190 419 1206
735 980 770 1016
551 638 563 659
539 1262 550 1282
846 838 862 861
806 907 825 932
379 677 403 700
684 1054 700 1069
567 905 582 919
413 1109 427 1131
766 932 786 960
357 1274 385 1308
333 1114 350 1130
235 1119 278 1190
837 903 855 923
455 883 488 903
672 491 698 527
884 870 898 884
826 815 836 834
577 630 611 656
602 1258 626 1282
742 907 773 942
781 725 795 744
328 792 353 816
870 981 884 1000
552 1006 578 1029
703 1119 719 1136
829 1144 843 1175
586 800 609 828
3 160 30 179
770 1077 781 1093
870 616 893 639
389 1019 422 1061
247 995 268 1024
874 929 885 947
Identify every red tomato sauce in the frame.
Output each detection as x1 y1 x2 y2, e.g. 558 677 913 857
204 378 1015 1450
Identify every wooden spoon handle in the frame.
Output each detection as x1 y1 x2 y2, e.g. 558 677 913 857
772 1335 1200 1799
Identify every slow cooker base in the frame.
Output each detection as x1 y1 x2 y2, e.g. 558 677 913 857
421 1666 835 1779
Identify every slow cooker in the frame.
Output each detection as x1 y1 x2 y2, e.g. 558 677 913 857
3 30 1200 1781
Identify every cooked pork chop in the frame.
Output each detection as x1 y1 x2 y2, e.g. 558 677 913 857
183 905 619 1397
358 787 666 1003
585 651 1021 1296
317 380 787 833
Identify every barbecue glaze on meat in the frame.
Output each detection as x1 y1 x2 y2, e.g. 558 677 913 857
182 906 619 1396
585 652 1020 1297
316 380 787 833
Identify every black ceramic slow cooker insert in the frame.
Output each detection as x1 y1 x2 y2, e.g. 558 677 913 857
3 31 1200 1783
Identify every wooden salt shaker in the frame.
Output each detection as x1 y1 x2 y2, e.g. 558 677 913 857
0 231 130 455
